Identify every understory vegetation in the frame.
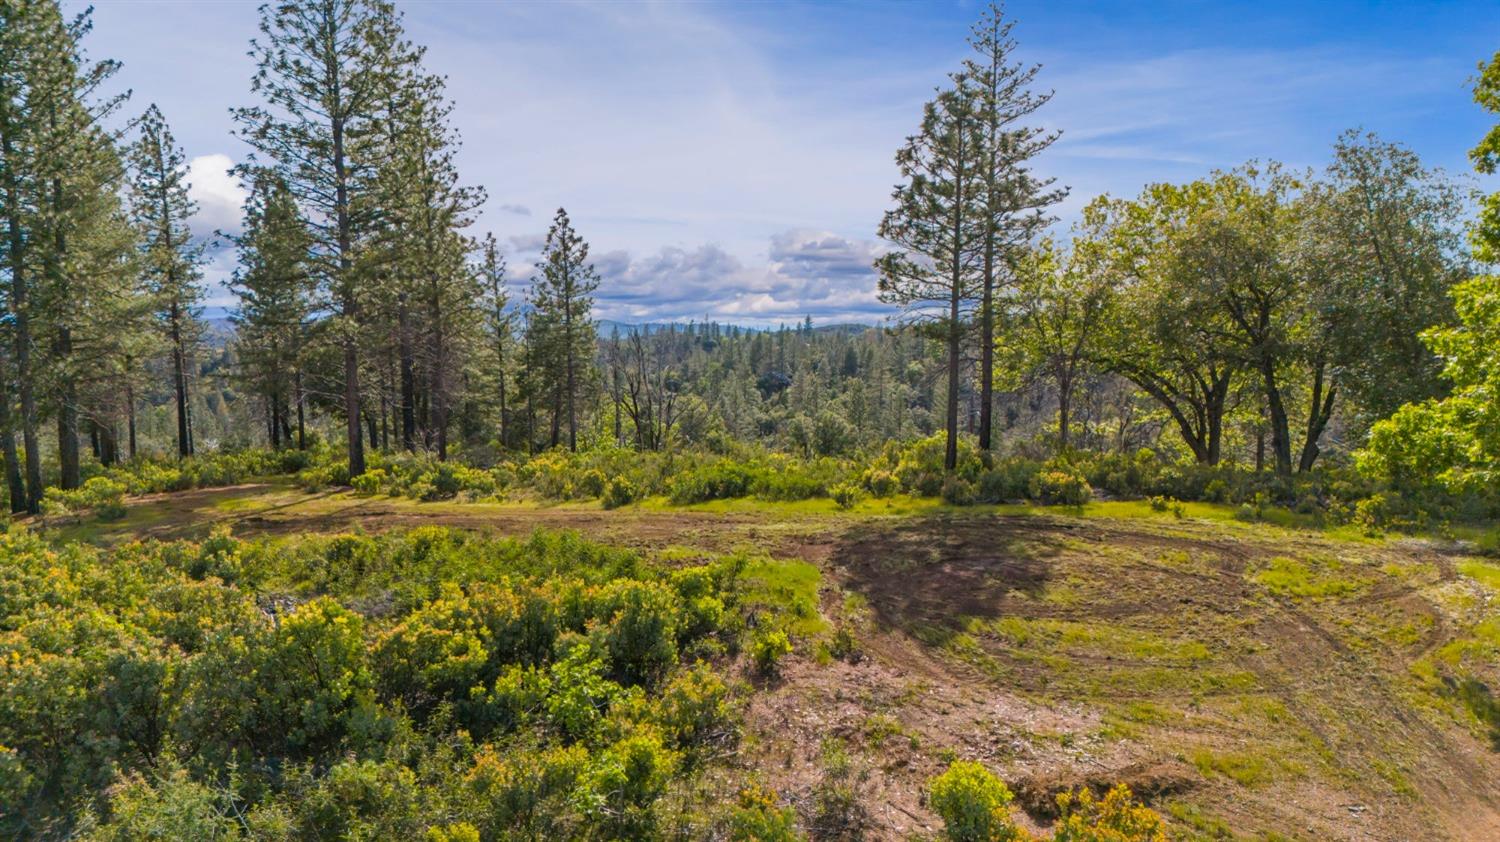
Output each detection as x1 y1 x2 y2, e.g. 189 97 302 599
0 526 769 838
66 432 1478 540
0 524 1171 840
3 0 1500 839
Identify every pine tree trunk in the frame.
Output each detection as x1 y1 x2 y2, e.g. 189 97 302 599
498 370 508 449
1 81 40 512
0 365 24 513
943 127 966 473
57 328 80 490
127 381 137 461
333 115 363 477
100 421 118 467
399 296 415 450
565 308 577 452
171 304 191 458
550 387 563 449
430 288 449 461
978 237 995 450
270 392 282 449
294 370 306 451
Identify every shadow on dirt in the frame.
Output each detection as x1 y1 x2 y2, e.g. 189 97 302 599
829 514 1072 638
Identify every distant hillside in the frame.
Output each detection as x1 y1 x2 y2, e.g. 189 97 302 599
202 314 876 347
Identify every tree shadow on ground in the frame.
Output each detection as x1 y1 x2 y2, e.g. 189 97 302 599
829 513 1075 641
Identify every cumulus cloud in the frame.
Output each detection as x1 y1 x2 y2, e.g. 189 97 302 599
496 203 531 216
186 154 246 238
579 231 887 325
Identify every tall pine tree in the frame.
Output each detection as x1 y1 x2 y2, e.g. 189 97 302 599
528 208 598 452
877 82 986 471
233 0 409 477
128 104 204 458
231 170 314 450
963 3 1064 451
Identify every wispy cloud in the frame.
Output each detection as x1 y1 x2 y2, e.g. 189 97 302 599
84 0 1492 324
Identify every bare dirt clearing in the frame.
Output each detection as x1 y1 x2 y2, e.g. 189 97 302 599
52 485 1500 840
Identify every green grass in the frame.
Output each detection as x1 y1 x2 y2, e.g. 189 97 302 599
1188 749 1283 787
736 556 829 638
1459 558 1500 591
1250 555 1366 599
966 615 1213 664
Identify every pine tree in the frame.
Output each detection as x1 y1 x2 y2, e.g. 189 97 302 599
128 104 204 457
19 1 132 492
528 208 598 451
877 82 986 471
230 170 313 450
0 0 47 510
963 2 1064 451
477 234 513 448
233 0 410 477
369 64 483 460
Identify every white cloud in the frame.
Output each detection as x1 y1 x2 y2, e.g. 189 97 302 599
580 230 887 325
83 2 1487 326
186 153 246 238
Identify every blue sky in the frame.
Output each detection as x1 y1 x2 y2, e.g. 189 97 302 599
77 0 1499 324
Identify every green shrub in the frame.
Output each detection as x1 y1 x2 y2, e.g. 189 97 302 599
728 784 804 841
750 629 792 677
351 468 387 496
831 482 862 510
262 597 376 756
543 649 619 741
42 476 128 521
577 468 607 499
654 662 736 750
0 525 757 839
1052 784 1167 841
1031 468 1091 506
579 732 679 838
372 586 489 718
1147 495 1184 518
599 581 682 685
82 766 242 841
863 469 898 498
890 433 984 492
942 476 977 506
977 459 1040 503
668 461 759 504
828 624 862 663
602 476 639 509
928 760 1017 842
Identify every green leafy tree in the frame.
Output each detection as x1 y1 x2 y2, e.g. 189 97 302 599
1362 53 1500 500
1005 237 1109 454
1292 131 1467 465
1086 189 1243 465
1470 50 1500 262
